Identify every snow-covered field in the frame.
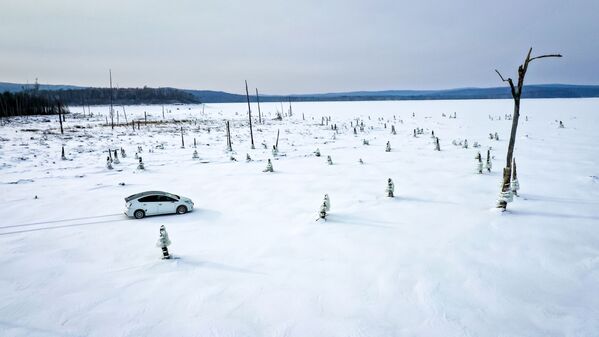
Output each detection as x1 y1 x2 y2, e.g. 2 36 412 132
1 98 598 337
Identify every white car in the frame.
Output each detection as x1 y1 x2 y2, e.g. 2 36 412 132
125 191 194 219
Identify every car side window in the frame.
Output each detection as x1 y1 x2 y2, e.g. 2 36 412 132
163 196 177 202
138 195 158 202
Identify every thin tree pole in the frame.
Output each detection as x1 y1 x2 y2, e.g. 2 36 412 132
225 120 232 151
245 80 255 149
255 88 262 124
181 127 185 148
495 48 561 210
58 101 64 134
109 69 114 129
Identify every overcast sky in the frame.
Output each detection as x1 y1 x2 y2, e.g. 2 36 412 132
1 0 597 94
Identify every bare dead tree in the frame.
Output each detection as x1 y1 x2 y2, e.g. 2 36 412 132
181 127 185 148
255 88 262 124
58 102 64 134
495 48 561 210
245 80 255 149
109 69 114 129
225 120 232 151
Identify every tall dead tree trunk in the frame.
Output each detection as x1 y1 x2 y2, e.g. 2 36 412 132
255 88 262 124
58 104 64 134
245 80 255 149
495 48 561 210
181 127 185 148
225 121 232 151
109 69 114 130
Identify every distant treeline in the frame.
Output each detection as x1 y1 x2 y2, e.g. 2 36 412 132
47 87 201 105
0 91 69 117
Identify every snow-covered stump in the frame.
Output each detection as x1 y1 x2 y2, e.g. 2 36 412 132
497 167 513 210
363 139 370 145
385 141 391 152
434 137 441 151
192 150 199 160
263 159 274 172
156 225 172 259
511 158 520 197
359 158 364 164
324 194 330 212
475 151 483 174
272 145 278 157
61 146 67 160
314 148 321 157
559 120 565 128
106 156 113 170
246 153 252 162
327 155 333 165
112 150 120 164
494 132 499 141
120 147 126 158
391 125 397 135
319 201 327 220
486 149 492 172
137 157 145 170
386 178 394 197
463 139 469 149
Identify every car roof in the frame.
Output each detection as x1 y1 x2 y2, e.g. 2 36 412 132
125 191 176 202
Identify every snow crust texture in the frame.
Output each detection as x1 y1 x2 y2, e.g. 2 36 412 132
1 99 598 337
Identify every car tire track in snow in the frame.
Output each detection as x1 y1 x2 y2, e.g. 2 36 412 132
0 213 124 230
0 217 125 236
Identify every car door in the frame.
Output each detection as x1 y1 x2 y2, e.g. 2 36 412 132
157 195 178 214
138 195 159 215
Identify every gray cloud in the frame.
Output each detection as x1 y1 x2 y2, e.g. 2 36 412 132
1 0 597 94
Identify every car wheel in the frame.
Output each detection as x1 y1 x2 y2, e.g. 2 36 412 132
176 205 187 214
134 209 145 219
